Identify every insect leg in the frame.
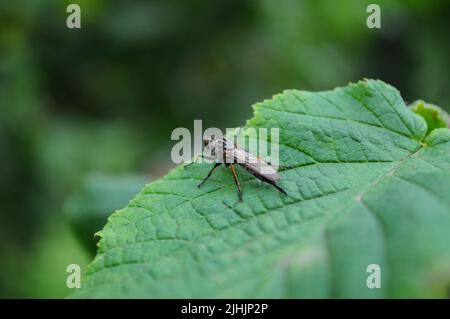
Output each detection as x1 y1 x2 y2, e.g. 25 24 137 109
184 153 204 168
198 163 222 188
229 164 243 201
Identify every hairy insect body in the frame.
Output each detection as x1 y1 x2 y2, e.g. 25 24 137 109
199 136 287 200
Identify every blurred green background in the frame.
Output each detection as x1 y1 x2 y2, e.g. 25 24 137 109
0 0 449 298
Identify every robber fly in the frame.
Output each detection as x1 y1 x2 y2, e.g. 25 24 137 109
196 135 287 201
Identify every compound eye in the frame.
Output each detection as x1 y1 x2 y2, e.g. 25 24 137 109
203 135 215 146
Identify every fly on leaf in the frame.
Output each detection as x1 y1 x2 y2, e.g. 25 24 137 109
196 135 287 201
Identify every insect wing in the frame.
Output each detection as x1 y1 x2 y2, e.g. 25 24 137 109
224 143 280 183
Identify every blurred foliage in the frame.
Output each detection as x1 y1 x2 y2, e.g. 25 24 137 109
64 174 148 253
0 0 449 297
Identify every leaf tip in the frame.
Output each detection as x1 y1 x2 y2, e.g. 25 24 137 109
409 100 449 135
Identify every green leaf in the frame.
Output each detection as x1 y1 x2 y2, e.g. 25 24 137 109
409 100 449 135
73 80 450 298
